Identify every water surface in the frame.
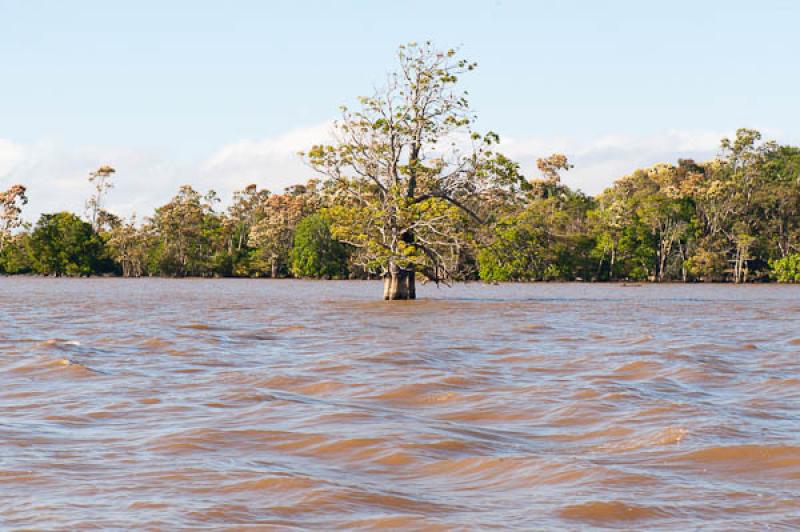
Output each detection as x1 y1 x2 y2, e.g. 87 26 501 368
2 279 800 529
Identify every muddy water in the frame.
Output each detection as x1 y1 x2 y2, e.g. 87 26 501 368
2 279 800 529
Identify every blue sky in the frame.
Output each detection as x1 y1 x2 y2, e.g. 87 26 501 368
1 0 798 218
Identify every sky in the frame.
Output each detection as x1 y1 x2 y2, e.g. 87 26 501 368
1 0 798 220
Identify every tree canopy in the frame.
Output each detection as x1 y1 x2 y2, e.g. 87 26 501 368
28 212 106 276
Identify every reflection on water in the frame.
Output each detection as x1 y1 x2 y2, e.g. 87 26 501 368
2 278 800 529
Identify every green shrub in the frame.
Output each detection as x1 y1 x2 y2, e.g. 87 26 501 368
290 212 349 279
771 253 800 282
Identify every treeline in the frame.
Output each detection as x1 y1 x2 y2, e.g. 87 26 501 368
479 130 800 283
0 179 352 279
1 128 800 282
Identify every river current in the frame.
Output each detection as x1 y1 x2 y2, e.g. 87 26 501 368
2 279 800 529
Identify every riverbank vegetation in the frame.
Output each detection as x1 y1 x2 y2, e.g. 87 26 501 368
2 45 800 286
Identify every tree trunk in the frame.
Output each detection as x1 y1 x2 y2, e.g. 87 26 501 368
609 245 616 281
679 243 687 282
271 261 279 279
383 262 416 300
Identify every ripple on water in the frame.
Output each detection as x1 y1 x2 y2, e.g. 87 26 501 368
7 356 100 378
666 444 800 479
3 279 800 529
559 500 670 526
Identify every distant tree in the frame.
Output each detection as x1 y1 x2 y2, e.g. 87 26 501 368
86 165 116 231
0 186 32 273
478 177 594 282
227 185 270 249
686 247 728 282
290 212 349 278
0 184 28 254
590 165 695 282
536 153 573 183
771 253 800 282
588 187 628 280
221 184 272 276
106 215 150 277
758 146 800 259
248 185 317 278
526 154 573 200
29 212 105 276
95 209 122 233
0 233 32 274
149 185 219 276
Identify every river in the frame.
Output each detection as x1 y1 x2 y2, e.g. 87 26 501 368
2 279 800 529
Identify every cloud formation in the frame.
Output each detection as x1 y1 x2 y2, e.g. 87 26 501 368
201 122 333 193
0 123 333 222
498 129 728 194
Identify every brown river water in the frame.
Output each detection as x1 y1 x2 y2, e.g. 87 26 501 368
2 278 800 530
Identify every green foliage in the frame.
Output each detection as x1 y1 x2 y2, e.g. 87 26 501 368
247 189 314 277
478 186 595 281
476 129 800 284
290 212 349 279
147 186 218 277
28 212 106 276
8 127 800 284
0 234 33 274
770 253 800 282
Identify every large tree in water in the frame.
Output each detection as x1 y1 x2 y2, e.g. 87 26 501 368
306 42 523 299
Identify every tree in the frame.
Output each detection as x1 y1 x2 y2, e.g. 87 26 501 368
0 185 32 274
248 184 318 278
106 215 150 277
771 253 800 282
149 185 218 276
593 165 695 282
589 188 628 280
536 153 573 184
0 184 28 254
86 165 116 231
290 212 349 278
306 42 524 299
0 233 32 274
478 155 594 281
222 184 271 275
28 212 105 276
757 146 800 260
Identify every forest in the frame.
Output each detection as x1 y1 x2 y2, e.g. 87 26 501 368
2 45 800 286
2 128 800 284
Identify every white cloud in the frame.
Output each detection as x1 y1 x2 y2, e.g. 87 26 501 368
200 121 333 194
0 122 332 223
0 139 26 177
500 127 800 195
498 129 728 194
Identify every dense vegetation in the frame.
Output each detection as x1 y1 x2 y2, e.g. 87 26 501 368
2 126 799 283
2 45 800 284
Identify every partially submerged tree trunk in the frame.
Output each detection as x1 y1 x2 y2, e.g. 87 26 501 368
383 261 416 300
